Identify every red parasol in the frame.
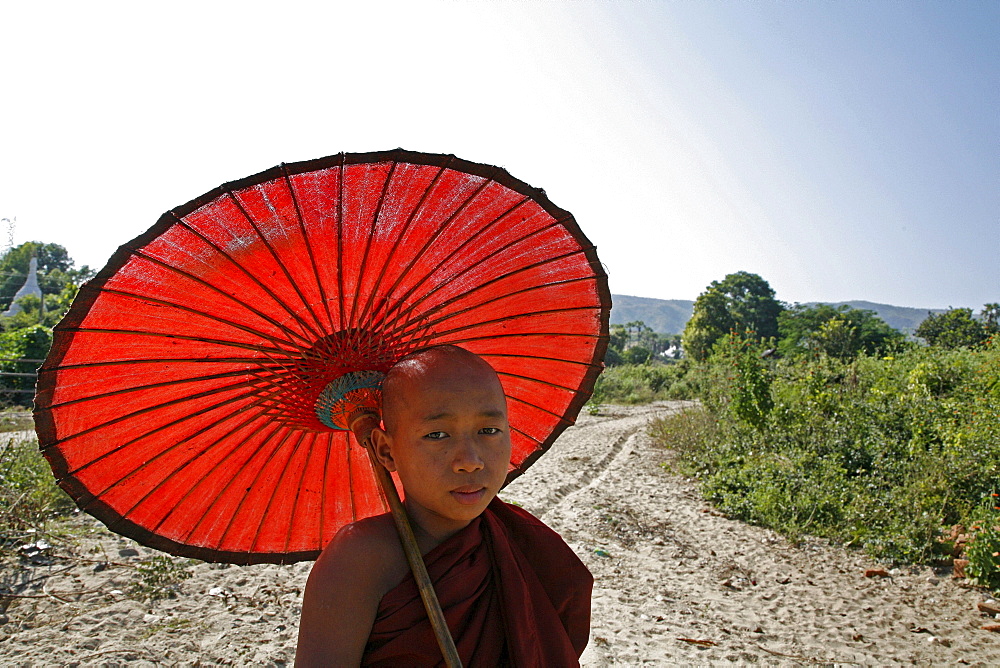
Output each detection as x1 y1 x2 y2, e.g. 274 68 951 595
34 149 610 567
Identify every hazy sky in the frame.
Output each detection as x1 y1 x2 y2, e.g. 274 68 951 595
2 1 997 309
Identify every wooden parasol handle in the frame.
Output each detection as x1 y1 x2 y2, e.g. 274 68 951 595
350 413 462 668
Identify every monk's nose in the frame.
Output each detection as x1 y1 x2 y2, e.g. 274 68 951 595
453 438 485 473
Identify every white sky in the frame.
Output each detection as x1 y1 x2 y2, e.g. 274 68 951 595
2 1 997 309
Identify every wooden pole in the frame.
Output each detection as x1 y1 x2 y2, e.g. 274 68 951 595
349 413 462 668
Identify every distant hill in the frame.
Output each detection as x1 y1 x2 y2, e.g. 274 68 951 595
610 294 944 335
610 295 693 334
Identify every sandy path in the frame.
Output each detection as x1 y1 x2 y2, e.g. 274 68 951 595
503 402 1000 665
1 404 998 665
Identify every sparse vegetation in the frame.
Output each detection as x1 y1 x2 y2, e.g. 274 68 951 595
128 555 195 600
651 335 1000 581
0 434 75 549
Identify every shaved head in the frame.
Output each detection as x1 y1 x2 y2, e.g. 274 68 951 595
380 346 505 434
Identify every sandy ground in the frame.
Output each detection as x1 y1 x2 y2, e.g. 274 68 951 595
1 402 999 666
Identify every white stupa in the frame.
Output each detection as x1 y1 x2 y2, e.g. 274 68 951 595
3 257 44 317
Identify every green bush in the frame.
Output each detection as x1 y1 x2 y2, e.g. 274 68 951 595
653 336 1000 564
591 362 690 405
965 493 1000 593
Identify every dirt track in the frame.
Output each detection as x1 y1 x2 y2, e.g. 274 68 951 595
502 402 1000 665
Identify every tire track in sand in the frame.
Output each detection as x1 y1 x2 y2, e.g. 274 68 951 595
501 402 690 519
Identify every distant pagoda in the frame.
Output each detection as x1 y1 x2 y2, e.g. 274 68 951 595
3 257 44 317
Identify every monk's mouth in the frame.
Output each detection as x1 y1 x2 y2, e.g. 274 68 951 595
450 488 487 505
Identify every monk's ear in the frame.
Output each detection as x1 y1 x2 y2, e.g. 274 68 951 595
371 427 397 472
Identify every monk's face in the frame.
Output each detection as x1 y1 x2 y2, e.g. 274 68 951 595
374 348 511 536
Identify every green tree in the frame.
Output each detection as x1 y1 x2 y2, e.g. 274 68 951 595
981 303 1000 332
5 294 45 330
603 344 623 367
916 308 992 349
606 321 674 365
682 271 783 361
778 303 904 359
623 345 652 365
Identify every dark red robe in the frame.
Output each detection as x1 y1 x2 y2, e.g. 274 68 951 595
363 498 593 667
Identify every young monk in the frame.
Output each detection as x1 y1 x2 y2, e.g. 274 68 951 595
295 345 593 667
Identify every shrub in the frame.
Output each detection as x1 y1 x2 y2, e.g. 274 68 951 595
965 493 1000 593
591 362 690 405
652 337 1000 564
0 434 75 548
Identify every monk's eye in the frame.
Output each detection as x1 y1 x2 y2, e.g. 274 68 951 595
424 431 448 440
479 427 502 435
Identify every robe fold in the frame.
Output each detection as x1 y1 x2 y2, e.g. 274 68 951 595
363 498 593 667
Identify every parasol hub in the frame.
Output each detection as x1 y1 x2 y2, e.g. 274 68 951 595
315 369 385 431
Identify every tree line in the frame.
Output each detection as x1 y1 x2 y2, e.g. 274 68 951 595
605 270 997 366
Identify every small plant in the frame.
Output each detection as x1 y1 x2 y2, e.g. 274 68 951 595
128 555 194 600
0 434 75 549
965 493 1000 593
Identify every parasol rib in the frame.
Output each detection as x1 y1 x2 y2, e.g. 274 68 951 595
169 215 327 343
54 383 272 475
123 247 320 349
281 165 337 333
244 428 310 554
282 431 325 555
142 419 286 544
376 169 495 308
353 165 450 330
479 350 602 369
47 357 284 370
385 270 600 345
335 158 346 332
346 160 397 333
40 368 275 409
405 305 604 350
50 327 317 360
158 419 290 542
377 244 593 343
81 393 276 507
60 288 316 358
367 190 532 327
502 392 577 425
224 190 330 339
372 196 539 318
213 428 310 552
317 430 331 552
